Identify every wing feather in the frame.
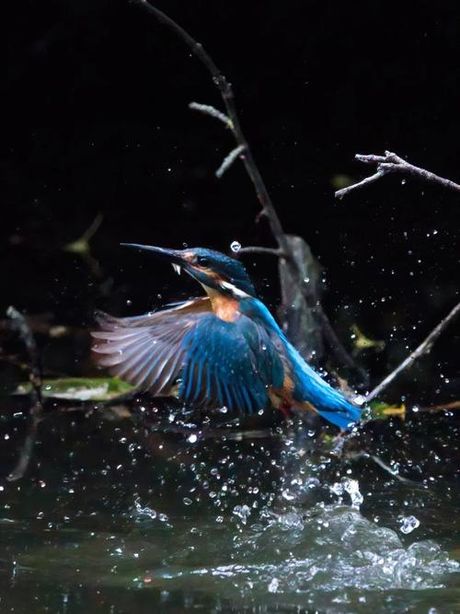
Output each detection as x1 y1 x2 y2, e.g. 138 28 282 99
92 298 285 415
91 299 211 393
179 314 284 414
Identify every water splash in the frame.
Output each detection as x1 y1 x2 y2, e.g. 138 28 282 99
132 498 171 526
399 515 421 534
330 478 364 509
233 504 251 525
190 505 459 595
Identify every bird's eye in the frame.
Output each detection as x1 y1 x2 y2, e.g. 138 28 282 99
197 256 209 266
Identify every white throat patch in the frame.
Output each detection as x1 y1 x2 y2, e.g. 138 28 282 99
219 281 249 298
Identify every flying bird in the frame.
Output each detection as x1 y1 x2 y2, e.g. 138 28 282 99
91 245 361 429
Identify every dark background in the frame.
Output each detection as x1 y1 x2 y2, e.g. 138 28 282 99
2 0 459 399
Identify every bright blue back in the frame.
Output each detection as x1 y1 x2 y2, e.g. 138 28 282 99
240 297 361 429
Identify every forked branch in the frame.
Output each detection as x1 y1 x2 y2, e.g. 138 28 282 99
336 151 460 199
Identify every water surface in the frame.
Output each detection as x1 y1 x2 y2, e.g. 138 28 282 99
0 403 459 612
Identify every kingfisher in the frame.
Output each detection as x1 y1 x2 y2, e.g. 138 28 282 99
91 245 361 429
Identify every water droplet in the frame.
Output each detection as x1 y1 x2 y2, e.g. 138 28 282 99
330 482 344 496
399 515 420 534
230 241 241 253
343 478 364 508
134 498 158 520
187 434 198 444
281 489 295 501
268 578 279 593
233 504 251 524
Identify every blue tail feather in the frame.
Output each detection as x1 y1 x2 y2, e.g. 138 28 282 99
316 405 361 430
239 297 362 429
285 338 362 430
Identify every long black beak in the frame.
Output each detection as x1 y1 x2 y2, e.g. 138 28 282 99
121 243 183 261
120 243 185 274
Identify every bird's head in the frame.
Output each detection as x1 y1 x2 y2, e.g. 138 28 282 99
122 244 256 297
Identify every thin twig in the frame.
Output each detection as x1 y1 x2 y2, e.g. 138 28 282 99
81 212 104 243
189 102 232 128
237 246 284 257
336 150 460 199
132 1 287 245
133 0 362 376
366 301 460 402
348 452 419 485
6 307 44 481
215 144 246 178
419 400 460 413
335 171 384 199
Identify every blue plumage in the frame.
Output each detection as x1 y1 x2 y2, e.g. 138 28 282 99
239 296 361 429
179 314 284 413
92 245 361 429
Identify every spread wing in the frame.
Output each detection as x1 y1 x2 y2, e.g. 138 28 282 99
91 298 211 395
91 298 284 414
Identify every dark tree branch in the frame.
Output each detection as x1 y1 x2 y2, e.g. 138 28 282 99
131 1 287 245
336 151 460 199
6 307 44 481
133 0 363 378
237 246 284 257
366 301 460 402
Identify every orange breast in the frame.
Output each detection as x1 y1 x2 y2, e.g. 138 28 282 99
207 289 240 322
213 296 240 322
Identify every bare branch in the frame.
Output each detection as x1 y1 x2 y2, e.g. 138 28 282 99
81 212 104 243
366 301 460 402
336 150 460 199
132 1 287 242
335 171 385 199
215 145 246 178
347 452 418 485
238 246 284 257
189 102 232 128
6 307 44 481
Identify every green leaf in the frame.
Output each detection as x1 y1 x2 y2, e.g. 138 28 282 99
15 377 134 401
350 324 385 353
369 400 406 421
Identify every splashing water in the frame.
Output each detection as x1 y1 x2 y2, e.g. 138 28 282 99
132 498 171 526
330 477 364 509
0 411 459 612
399 515 421 534
182 505 459 598
233 504 252 525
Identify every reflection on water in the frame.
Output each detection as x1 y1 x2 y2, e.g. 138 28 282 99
0 402 459 612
